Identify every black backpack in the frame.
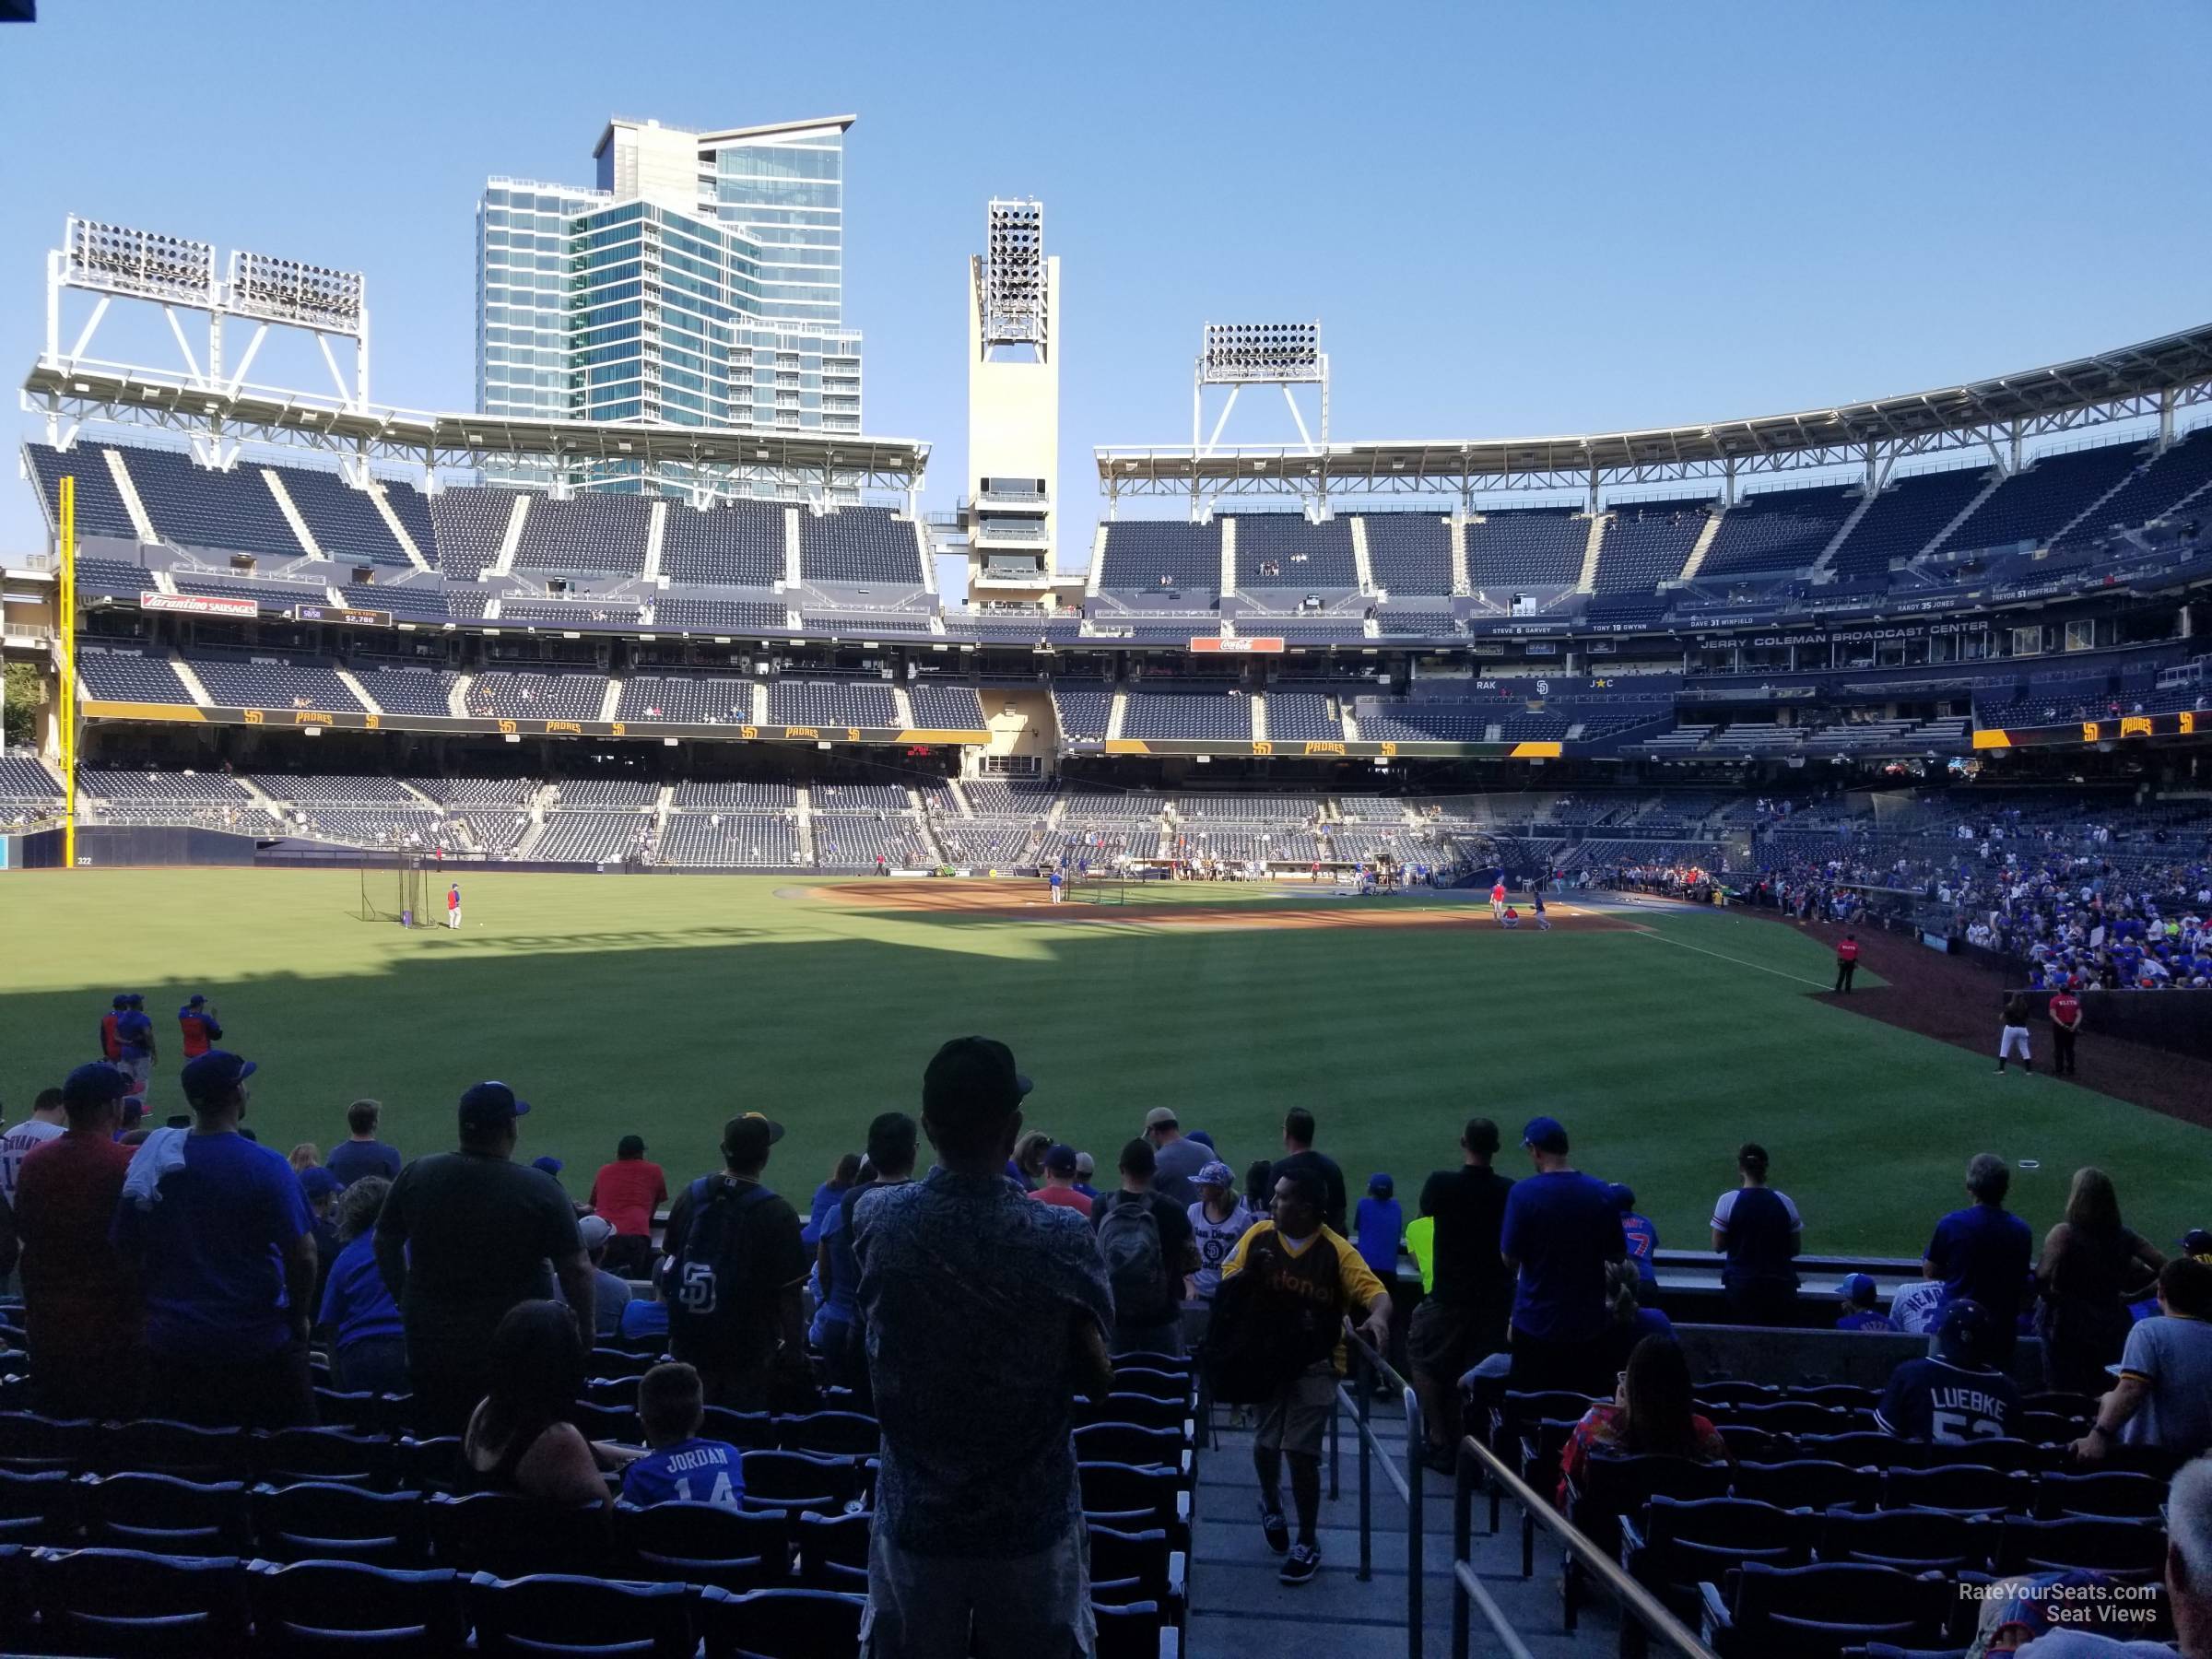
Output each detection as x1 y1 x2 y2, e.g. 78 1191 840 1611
665 1177 780 1351
1198 1230 1344 1404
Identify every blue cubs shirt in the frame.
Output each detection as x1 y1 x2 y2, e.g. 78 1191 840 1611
620 1437 746 1508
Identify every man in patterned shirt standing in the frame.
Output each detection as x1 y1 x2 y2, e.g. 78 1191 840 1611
853 1037 1114 1658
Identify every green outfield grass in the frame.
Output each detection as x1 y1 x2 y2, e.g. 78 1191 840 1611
2 869 2203 1259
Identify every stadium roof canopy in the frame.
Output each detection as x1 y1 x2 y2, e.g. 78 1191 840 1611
23 364 929 497
1098 322 2212 501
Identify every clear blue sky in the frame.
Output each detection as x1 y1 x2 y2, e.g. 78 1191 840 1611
4 0 2207 569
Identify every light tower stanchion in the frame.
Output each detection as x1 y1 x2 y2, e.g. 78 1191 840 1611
57 474 77 872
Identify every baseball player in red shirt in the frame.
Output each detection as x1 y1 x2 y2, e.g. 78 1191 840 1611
1490 878 1508 922
1834 933 1860 994
2047 986 2082 1077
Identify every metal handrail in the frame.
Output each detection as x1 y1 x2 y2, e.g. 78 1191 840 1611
1331 1327 1424 1659
1451 1432 1717 1659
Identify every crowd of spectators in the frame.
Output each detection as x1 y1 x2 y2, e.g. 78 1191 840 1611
1749 801 2212 991
6 1030 2212 1650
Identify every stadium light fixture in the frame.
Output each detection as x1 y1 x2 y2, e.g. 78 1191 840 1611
65 218 216 305
229 250 366 335
981 198 1047 350
1199 321 1323 386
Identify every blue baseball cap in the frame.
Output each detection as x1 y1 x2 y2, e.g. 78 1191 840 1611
185 994 206 1006
63 1062 131 1111
300 1167 341 1203
459 1081 531 1132
1187 1130 1216 1150
532 1155 564 1177
1521 1115 1570 1155
1936 1298 1996 1362
1196 1160 1236 1189
181 1050 256 1104
1367 1172 1394 1195
111 994 130 1010
1608 1182 1638 1213
1840 1272 1878 1306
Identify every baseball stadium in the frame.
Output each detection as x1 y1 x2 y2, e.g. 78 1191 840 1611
3 12 2212 1659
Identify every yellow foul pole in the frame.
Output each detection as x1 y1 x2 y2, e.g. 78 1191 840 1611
58 475 76 870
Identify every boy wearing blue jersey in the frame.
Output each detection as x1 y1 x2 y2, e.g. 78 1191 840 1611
620 1361 747 1509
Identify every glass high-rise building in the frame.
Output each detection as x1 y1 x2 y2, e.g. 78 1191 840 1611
477 115 862 492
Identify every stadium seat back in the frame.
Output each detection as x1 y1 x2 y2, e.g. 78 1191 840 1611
93 1419 250 1482
693 1585 865 1659
1998 1514 2169 1583
1915 1436 2035 1473
30 1546 251 1655
1570 1453 1731 1549
1105 1367 1192 1404
425 1492 611 1579
1079 1462 1184 1535
0 1468 76 1547
579 1377 641 1409
253 1427 396 1488
1075 1421 1189 1469
392 1437 465 1494
738 1450 860 1516
0 1413 91 1477
2035 1470 2170 1521
565 1400 640 1442
1092 1596 1167 1659
616 1500 785 1593
773 1410 880 1459
1080 1393 1188 1432
1818 1506 2000 1572
76 1472 252 1554
252 1480 431 1568
1794 1433 1916 1470
700 1407 776 1450
1719 1560 1950 1656
1492 1390 1600 1452
245 1559 465 1658
1732 1459 1882 1512
1882 1464 2032 1516
464 1571 692 1659
309 1389 381 1432
794 1509 871 1591
1088 1524 1178 1606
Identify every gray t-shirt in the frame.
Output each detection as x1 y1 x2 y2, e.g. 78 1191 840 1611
853 1167 1114 1557
2018 1633 2176 1657
1150 1136 1211 1207
2117 1313 2212 1457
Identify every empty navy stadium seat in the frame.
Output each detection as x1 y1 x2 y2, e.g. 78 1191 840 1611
253 1481 431 1568
423 1493 609 1579
693 1584 865 1659
616 1500 784 1593
245 1559 466 1659
1701 1559 1953 1658
29 1546 251 1656
793 1509 870 1593
76 1472 250 1555
463 1571 691 1659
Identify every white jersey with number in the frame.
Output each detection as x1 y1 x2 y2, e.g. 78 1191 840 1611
0 1121 65 1207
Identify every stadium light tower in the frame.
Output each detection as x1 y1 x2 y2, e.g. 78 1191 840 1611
964 198 1063 598
41 216 371 466
1194 320 1327 456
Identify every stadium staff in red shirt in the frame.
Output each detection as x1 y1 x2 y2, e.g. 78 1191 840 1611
177 994 222 1060
99 994 128 1062
1834 933 1861 994
589 1135 668 1278
2048 986 2083 1077
14 1063 145 1421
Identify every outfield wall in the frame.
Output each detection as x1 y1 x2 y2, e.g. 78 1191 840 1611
2010 986 2212 1062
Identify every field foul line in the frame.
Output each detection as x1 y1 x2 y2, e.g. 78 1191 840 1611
1624 924 1834 990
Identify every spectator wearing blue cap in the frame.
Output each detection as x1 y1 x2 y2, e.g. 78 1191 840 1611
1500 1115 1628 1395
1876 1298 2022 1442
1031 1144 1092 1218
1187 1160 1253 1303
374 1081 592 1435
17 1063 143 1420
1835 1274 1896 1332
110 1050 319 1430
